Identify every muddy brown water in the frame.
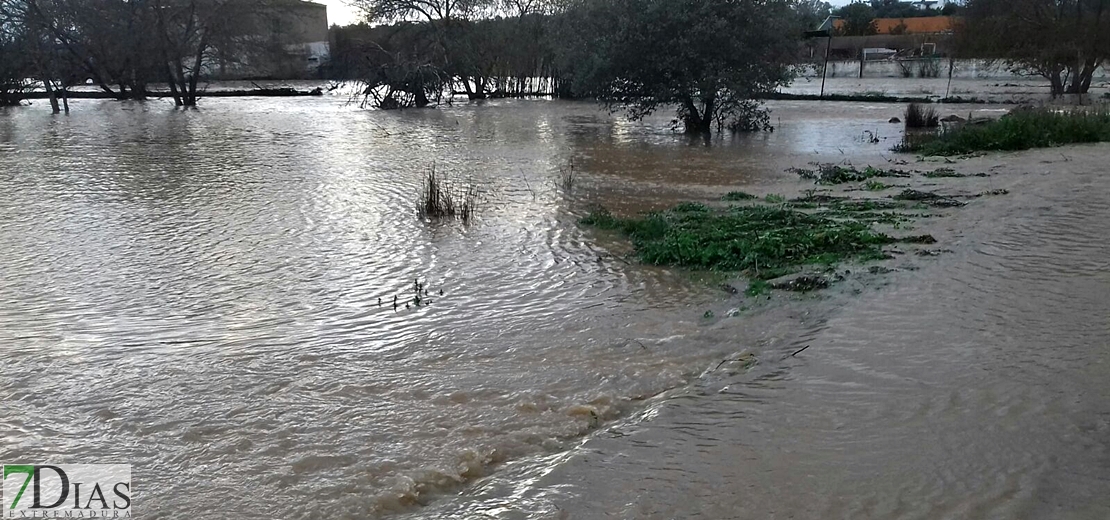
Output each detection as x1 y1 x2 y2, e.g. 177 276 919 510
1 97 1105 519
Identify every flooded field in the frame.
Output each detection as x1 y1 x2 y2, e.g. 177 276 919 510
412 146 1110 520
1 97 1107 519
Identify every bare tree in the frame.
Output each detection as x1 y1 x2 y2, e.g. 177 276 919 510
353 0 488 23
153 0 273 106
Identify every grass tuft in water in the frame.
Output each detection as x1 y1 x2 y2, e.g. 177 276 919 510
864 180 890 191
419 164 478 223
580 204 893 278
555 161 577 192
896 107 1110 156
905 103 939 129
745 279 772 297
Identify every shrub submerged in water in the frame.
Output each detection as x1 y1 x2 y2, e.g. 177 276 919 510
581 204 892 278
904 103 939 129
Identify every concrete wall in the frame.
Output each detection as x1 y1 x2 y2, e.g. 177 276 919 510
213 0 330 79
808 59 1109 80
262 1 329 45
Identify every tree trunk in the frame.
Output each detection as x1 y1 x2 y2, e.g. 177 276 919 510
43 79 60 114
131 80 148 101
182 37 209 107
1048 69 1064 98
681 96 714 134
413 74 430 108
166 65 183 106
1077 58 1098 94
464 76 487 100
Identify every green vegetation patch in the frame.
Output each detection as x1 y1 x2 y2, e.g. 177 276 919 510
923 168 989 178
864 180 890 191
787 195 914 225
722 191 757 201
581 204 894 278
896 107 1110 156
893 189 965 207
791 164 911 185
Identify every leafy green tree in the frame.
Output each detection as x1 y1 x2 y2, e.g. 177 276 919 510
794 0 833 30
868 0 927 18
834 2 878 35
557 0 798 134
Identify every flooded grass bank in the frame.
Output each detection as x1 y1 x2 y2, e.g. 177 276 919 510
580 163 1005 298
898 106 1110 155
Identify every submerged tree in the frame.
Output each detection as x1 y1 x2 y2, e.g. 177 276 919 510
556 0 798 134
0 0 33 106
960 0 1110 97
16 0 162 100
352 0 501 101
357 23 449 108
153 0 277 106
2 0 301 107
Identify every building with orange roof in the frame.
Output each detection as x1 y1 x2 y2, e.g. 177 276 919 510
833 16 958 35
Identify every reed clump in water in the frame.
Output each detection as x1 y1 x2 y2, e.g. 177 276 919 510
896 107 1110 156
419 165 478 223
904 102 939 129
555 161 577 192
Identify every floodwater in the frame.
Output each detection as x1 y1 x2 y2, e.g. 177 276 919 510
412 146 1110 520
1 97 1106 519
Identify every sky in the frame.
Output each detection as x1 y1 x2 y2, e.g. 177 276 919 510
320 0 859 27
320 0 361 27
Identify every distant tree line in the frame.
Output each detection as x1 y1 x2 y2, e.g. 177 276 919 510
0 0 301 110
2 0 1104 117
332 0 819 133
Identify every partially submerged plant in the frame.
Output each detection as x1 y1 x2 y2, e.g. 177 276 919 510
893 189 965 207
745 279 771 297
580 204 894 278
555 161 577 192
905 103 939 129
418 164 479 223
864 180 889 191
723 191 757 201
791 163 910 185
